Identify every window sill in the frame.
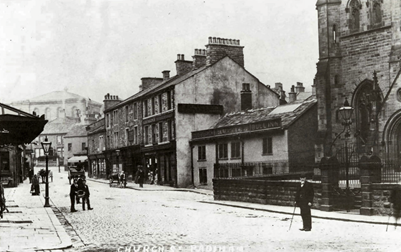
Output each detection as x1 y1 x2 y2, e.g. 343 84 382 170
230 157 241 160
341 25 391 39
143 109 174 120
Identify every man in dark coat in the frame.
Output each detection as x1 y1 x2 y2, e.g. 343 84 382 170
295 174 314 231
82 180 93 211
28 168 34 183
70 179 78 212
76 175 84 204
389 181 401 226
137 165 145 188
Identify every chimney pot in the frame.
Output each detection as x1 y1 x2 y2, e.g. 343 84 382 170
209 37 212 44
213 37 217 43
177 54 180 60
289 85 297 103
162 70 170 81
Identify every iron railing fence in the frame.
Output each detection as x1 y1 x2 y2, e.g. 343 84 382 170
214 161 318 180
381 160 401 183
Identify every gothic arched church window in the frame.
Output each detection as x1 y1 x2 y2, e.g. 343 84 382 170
346 0 362 33
370 1 382 28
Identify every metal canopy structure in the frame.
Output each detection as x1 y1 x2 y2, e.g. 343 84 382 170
0 102 47 145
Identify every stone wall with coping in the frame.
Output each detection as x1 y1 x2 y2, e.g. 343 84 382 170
213 178 321 208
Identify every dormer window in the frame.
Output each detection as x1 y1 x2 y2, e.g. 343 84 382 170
242 83 250 91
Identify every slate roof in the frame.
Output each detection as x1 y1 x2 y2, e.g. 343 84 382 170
64 124 88 138
41 117 78 135
105 56 277 112
87 119 105 135
210 97 317 130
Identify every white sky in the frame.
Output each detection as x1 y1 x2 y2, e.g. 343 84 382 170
0 0 319 104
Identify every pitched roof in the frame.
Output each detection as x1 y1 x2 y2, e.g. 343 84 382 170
64 124 88 138
41 117 78 134
105 56 277 111
211 97 317 130
87 119 105 135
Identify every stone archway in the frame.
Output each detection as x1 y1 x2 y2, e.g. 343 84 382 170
351 78 383 154
383 110 401 173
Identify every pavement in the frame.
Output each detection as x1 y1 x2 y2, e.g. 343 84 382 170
0 173 397 252
0 178 72 252
90 177 394 226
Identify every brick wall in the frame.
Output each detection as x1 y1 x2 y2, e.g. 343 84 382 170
213 178 321 208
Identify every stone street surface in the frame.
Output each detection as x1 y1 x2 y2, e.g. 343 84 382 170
4 166 401 252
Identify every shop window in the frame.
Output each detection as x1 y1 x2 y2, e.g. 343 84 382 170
218 143 228 159
231 142 241 159
0 152 10 171
198 145 206 161
262 137 273 155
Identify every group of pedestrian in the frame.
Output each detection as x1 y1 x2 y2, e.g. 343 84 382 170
70 175 93 212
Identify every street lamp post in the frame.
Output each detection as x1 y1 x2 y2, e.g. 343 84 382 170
41 136 52 208
338 98 354 212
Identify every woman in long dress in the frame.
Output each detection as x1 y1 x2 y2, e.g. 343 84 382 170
31 174 40 195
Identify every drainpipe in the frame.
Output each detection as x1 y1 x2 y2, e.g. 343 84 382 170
190 143 194 188
215 141 219 177
240 137 244 175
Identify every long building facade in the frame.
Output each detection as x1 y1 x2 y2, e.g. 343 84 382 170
99 37 280 187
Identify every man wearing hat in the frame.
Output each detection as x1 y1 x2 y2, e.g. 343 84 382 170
295 173 314 231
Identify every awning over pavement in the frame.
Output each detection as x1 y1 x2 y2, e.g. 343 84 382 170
0 114 47 145
68 156 88 163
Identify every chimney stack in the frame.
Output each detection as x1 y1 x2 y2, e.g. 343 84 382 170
241 83 252 111
288 85 297 103
162 70 170 81
295 82 305 93
192 49 207 69
206 36 244 67
141 77 163 91
103 93 121 110
175 54 193 76
275 82 283 92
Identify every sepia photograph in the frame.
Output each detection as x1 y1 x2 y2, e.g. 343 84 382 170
1 0 401 251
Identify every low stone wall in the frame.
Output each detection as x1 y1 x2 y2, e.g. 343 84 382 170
213 178 321 208
371 183 397 216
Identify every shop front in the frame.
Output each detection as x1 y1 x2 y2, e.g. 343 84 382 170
0 103 47 187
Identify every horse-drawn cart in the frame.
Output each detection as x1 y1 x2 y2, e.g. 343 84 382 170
109 173 126 188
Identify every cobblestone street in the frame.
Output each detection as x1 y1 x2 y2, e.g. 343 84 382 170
40 168 401 252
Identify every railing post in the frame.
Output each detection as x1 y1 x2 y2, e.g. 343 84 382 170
359 155 378 216
319 157 337 211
